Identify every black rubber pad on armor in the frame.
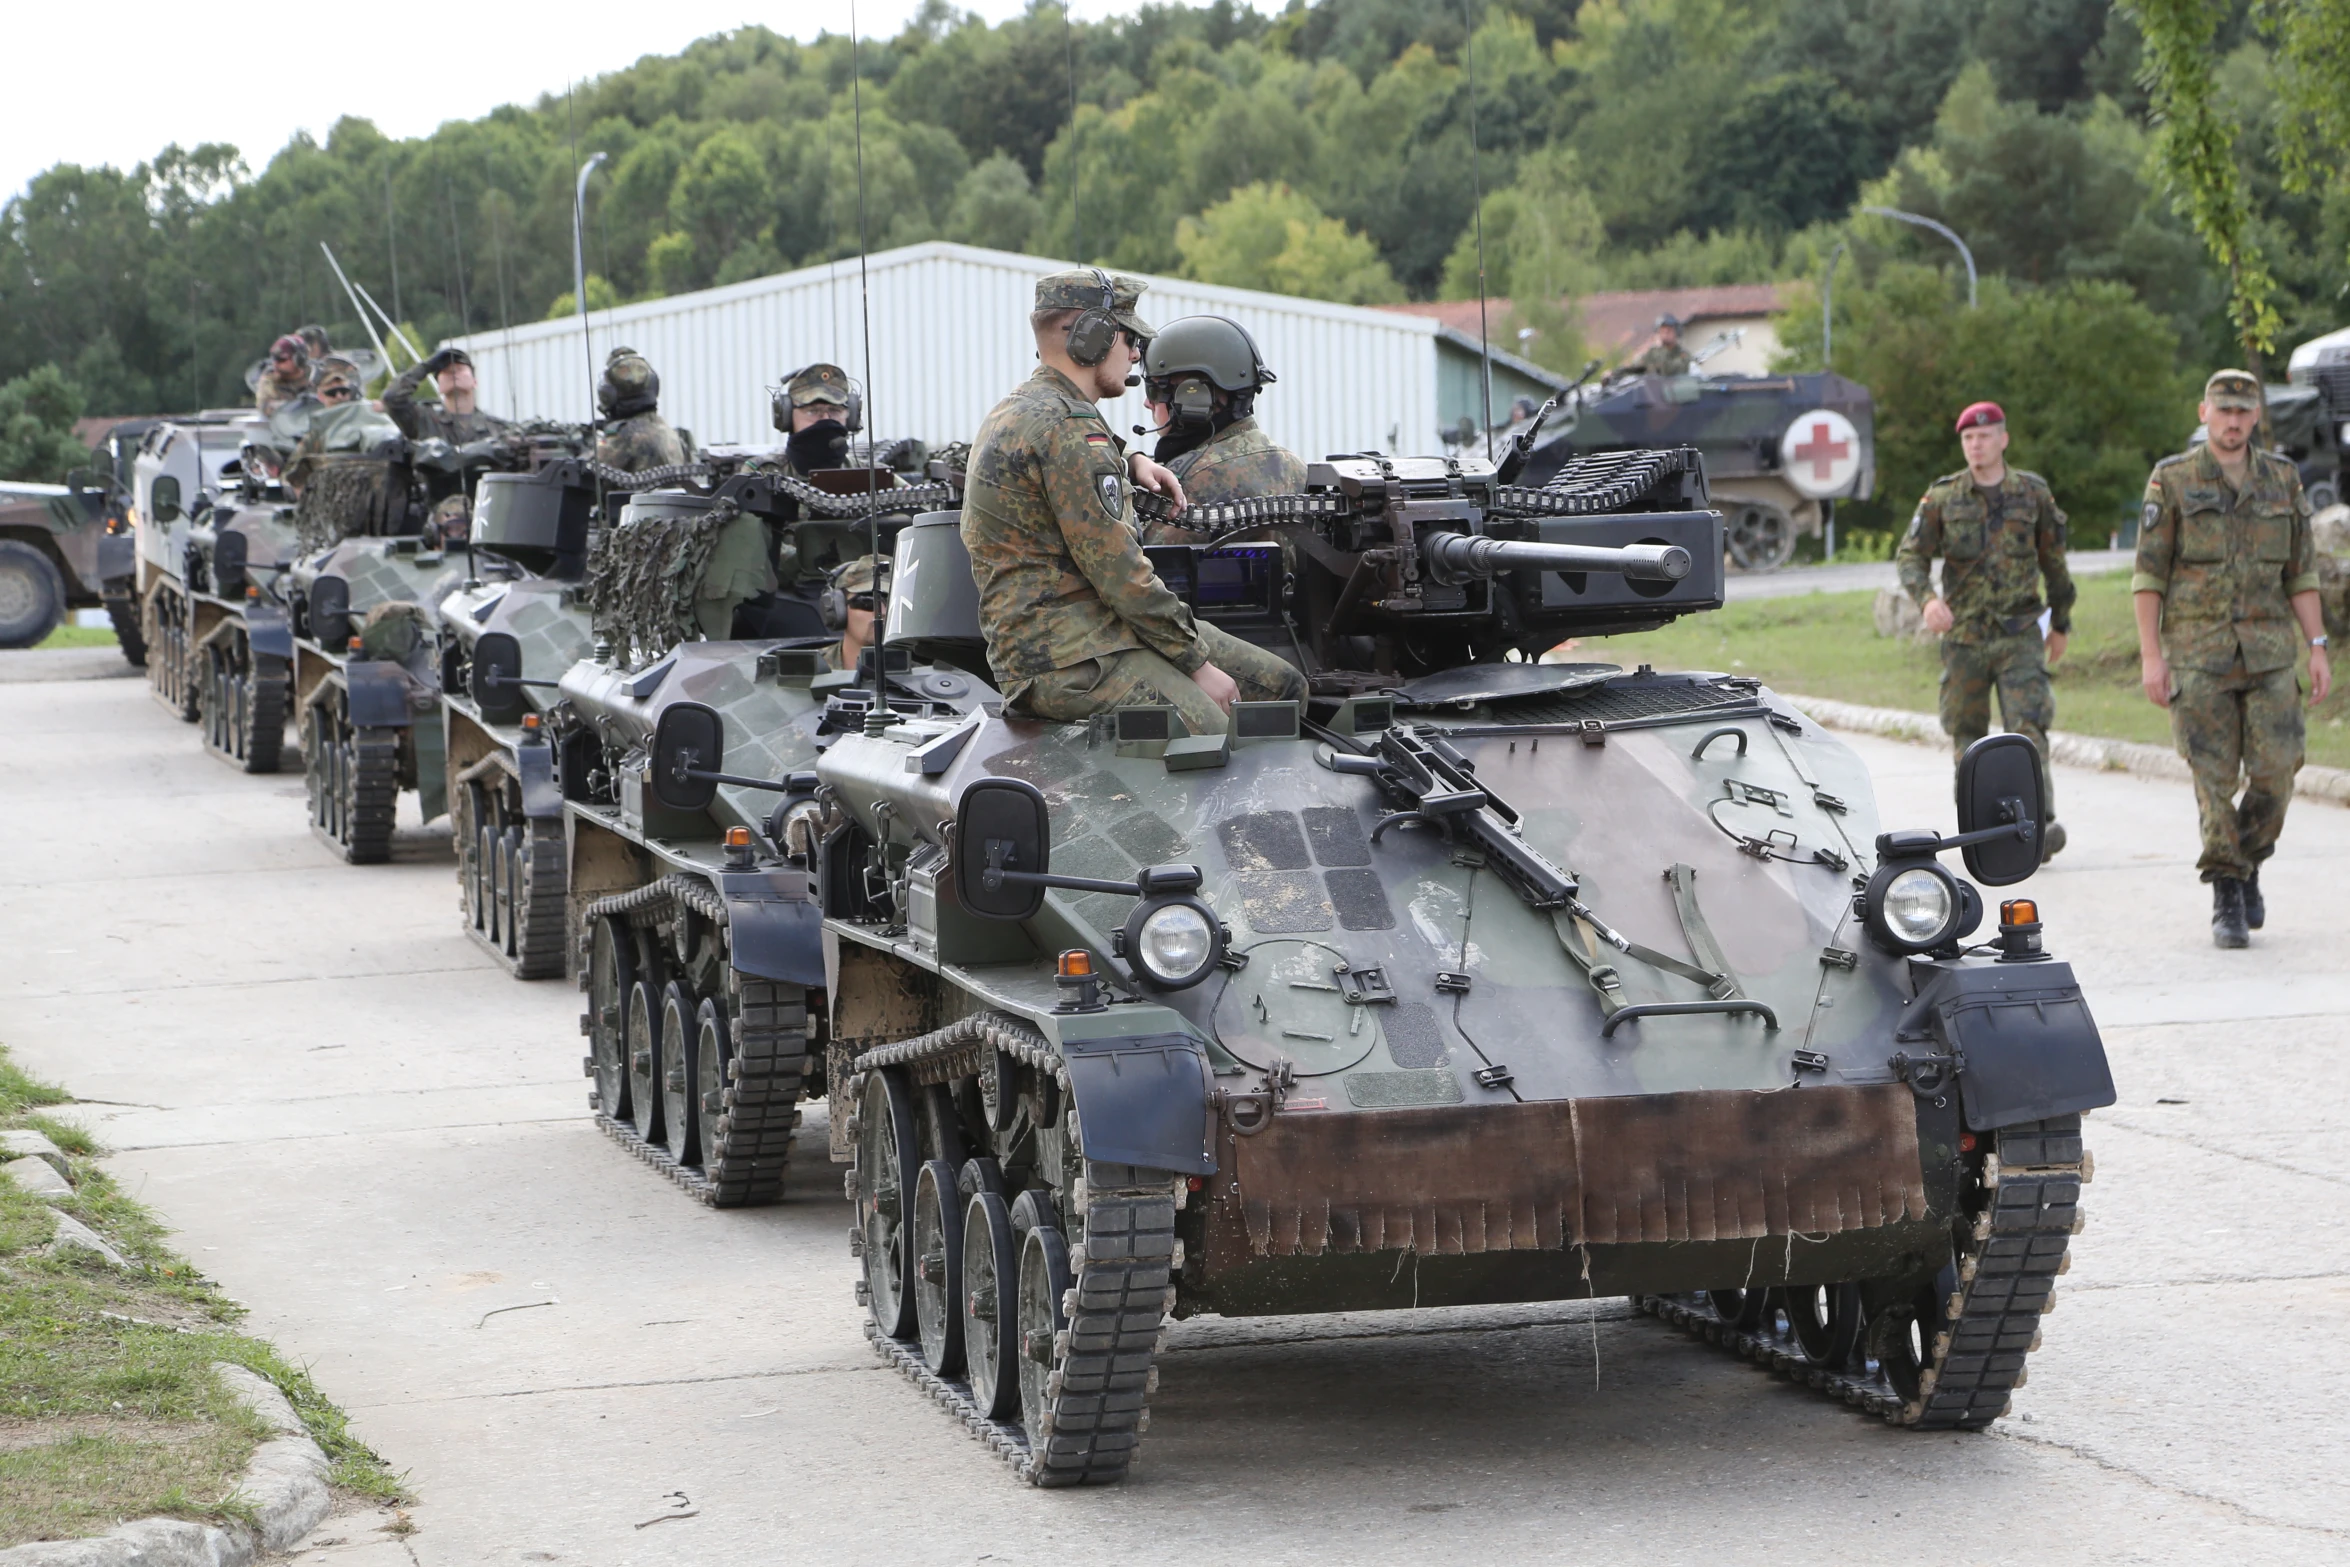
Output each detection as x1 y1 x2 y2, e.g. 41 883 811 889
1110 812 1186 867
1219 811 1310 871
1324 867 1395 931
1301 805 1372 866
1234 871 1333 932
1383 1002 1448 1068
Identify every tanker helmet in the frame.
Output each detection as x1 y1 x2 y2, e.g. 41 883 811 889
1143 315 1274 426
599 347 660 419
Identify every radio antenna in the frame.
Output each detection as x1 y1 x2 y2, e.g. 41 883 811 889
1461 1 1494 461
848 1 885 719
1063 2 1083 260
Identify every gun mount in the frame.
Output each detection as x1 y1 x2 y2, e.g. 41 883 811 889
1129 446 1722 692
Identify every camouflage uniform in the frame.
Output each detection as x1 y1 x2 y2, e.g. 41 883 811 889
2134 440 2320 882
1141 418 1309 545
964 356 1307 739
254 365 312 416
1632 341 1691 377
383 354 506 446
596 350 689 471
1897 467 2075 809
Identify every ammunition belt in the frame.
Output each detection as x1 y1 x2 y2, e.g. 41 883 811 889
769 473 962 519
1639 1114 2086 1429
848 1010 1175 1485
588 461 713 492
1131 490 1348 537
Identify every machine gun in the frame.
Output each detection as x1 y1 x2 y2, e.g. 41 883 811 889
1127 446 1723 687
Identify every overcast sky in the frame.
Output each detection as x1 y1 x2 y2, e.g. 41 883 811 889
7 1 1222 204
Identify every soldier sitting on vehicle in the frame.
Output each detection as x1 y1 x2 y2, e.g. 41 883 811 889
385 347 506 447
962 269 1308 736
1135 316 1307 546
595 348 690 472
254 335 315 416
1630 314 1691 378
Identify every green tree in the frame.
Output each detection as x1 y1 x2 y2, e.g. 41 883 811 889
0 366 91 483
545 274 623 319
945 155 1043 254
1437 144 1601 373
1773 264 2194 535
1176 181 1403 303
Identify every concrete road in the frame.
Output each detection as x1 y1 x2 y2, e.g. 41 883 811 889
1726 549 2134 602
4 649 2348 1567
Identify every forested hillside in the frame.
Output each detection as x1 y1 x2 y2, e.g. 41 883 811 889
2 0 2345 530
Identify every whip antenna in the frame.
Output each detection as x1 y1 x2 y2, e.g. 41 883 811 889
1461 1 1494 461
848 2 885 719
318 243 393 371
1063 2 1083 260
571 149 607 425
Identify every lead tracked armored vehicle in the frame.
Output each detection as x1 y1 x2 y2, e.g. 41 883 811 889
626 445 2113 1484
553 461 961 1199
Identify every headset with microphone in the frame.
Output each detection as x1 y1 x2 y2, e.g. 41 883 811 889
1064 269 1145 386
770 367 864 434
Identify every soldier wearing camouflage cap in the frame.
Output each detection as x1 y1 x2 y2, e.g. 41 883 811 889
962 269 1307 735
820 555 884 673
2134 368 2332 947
595 347 689 472
776 362 857 477
1897 399 2077 860
254 334 313 416
1139 316 1306 542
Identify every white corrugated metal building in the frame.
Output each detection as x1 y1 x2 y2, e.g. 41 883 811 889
449 241 1562 460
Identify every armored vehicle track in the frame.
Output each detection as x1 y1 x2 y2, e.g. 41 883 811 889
1640 1115 2087 1427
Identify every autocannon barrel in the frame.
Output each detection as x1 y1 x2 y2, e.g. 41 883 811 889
1423 531 1693 583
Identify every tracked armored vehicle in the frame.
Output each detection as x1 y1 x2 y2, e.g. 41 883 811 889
554 461 962 1199
626 446 2112 1484
128 413 305 767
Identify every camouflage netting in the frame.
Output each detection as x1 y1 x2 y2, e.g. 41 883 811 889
294 460 399 555
585 496 742 665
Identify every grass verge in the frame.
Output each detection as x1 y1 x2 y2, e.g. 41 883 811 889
1579 570 2350 771
0 1047 403 1548
29 625 118 650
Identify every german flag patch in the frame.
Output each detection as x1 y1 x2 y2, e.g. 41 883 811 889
1084 431 1112 447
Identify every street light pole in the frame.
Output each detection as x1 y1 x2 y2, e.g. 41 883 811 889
1859 205 1977 307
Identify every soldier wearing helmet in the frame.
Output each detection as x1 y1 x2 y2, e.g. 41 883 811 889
962 269 1308 735
1631 314 1691 378
254 335 314 416
595 348 690 472
1139 315 1305 543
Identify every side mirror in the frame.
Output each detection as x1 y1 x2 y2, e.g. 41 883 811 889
649 701 724 813
471 631 526 726
955 777 1052 921
211 529 249 598
151 475 183 524
1955 733 2044 887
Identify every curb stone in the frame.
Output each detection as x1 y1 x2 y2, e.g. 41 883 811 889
1785 694 2350 807
0 1364 333 1567
45 1211 127 1271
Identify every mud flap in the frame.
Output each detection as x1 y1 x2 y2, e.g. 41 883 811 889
244 606 293 663
1920 962 2116 1131
343 660 413 728
720 879 825 987
515 740 562 819
1062 1033 1215 1175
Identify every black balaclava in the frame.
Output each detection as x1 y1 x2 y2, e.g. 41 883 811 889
785 419 850 473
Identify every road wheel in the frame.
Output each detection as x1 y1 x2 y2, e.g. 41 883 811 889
626 979 665 1146
456 783 489 936
658 981 698 1166
585 916 634 1121
0 540 65 649
856 1068 919 1340
961 1187 1020 1418
105 592 146 667
1015 1220 1075 1451
1788 1282 1863 1368
912 1160 965 1375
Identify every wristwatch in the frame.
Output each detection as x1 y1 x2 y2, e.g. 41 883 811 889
2313 635 2331 649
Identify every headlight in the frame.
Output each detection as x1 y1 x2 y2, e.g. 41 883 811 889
1884 867 1954 943
1124 897 1221 989
1864 859 1976 953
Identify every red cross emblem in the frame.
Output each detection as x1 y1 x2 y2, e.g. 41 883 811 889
1793 419 1850 480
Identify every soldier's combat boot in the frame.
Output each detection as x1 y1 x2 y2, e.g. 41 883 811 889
2242 865 2265 930
2211 877 2250 949
2040 819 2067 863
